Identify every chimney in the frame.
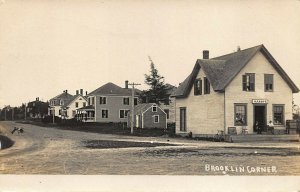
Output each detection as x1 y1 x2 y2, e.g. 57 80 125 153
80 89 83 95
65 90 68 95
125 80 129 89
203 50 209 59
76 90 79 95
36 97 38 101
237 46 241 51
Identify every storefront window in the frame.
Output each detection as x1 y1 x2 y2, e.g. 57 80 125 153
273 105 284 125
234 104 247 126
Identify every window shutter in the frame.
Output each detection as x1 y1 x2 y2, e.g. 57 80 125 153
242 75 247 91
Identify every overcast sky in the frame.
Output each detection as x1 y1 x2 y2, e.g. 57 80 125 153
0 0 300 108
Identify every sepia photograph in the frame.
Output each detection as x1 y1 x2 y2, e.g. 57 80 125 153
0 0 300 191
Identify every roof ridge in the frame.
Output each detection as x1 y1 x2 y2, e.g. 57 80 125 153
212 44 263 60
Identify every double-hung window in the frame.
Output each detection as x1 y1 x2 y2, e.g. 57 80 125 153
194 79 202 95
273 105 284 125
100 97 106 105
120 110 129 118
242 73 255 91
265 74 274 92
154 115 159 123
123 97 130 105
234 104 247 126
102 109 108 118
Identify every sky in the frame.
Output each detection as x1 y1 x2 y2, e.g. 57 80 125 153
0 0 300 108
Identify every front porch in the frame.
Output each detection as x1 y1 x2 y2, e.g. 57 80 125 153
76 105 95 122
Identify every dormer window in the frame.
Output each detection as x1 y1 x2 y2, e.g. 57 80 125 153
242 73 255 91
152 106 157 112
60 100 64 105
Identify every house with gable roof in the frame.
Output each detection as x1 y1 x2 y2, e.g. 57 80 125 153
173 44 299 137
127 103 167 129
61 90 88 119
48 90 73 118
77 81 140 123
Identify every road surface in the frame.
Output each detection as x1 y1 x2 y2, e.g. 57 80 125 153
1 121 300 175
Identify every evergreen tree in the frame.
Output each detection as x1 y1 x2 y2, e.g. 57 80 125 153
141 57 171 105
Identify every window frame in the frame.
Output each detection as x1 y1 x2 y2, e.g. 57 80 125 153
194 78 202 96
154 115 159 123
119 109 130 119
99 97 106 105
123 97 130 105
134 98 138 105
234 103 247 126
101 109 108 118
264 74 274 92
179 107 187 132
242 73 255 92
75 102 79 108
152 106 157 112
273 104 284 125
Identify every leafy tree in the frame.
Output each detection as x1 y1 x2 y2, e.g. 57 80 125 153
141 57 171 105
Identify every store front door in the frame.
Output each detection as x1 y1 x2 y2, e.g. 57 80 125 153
254 105 266 133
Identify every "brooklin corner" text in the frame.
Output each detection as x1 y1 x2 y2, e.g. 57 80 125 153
205 164 277 174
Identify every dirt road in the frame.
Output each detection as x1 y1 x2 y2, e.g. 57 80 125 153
1 121 300 175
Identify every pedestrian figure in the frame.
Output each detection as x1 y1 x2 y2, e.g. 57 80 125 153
255 121 261 134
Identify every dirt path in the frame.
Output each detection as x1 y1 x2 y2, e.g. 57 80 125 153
1 121 300 175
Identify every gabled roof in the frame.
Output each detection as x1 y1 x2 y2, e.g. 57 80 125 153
133 103 156 115
173 44 299 98
89 82 141 96
50 92 73 100
62 95 87 108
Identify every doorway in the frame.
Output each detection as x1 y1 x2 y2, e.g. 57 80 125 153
253 105 266 132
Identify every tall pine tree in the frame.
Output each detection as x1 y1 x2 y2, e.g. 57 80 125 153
141 57 171 105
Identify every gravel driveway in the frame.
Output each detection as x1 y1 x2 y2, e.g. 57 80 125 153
1 121 300 175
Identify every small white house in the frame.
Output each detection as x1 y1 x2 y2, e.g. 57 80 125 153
61 94 87 119
173 44 299 137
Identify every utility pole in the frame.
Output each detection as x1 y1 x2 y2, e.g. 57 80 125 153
128 82 141 134
4 107 7 121
12 107 14 121
24 103 27 120
52 108 55 124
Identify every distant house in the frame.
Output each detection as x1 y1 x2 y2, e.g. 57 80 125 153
173 44 299 137
127 103 167 129
48 90 73 118
159 84 177 124
27 97 49 118
77 81 140 123
61 90 87 119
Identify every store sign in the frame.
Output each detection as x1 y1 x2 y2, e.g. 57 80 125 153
252 99 268 104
